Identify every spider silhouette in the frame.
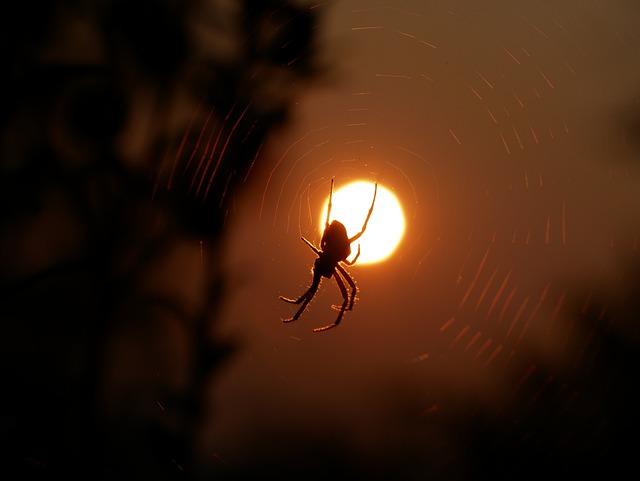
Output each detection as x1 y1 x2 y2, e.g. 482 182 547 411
280 179 377 332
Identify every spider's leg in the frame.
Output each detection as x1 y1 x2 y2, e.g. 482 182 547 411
342 244 360 266
279 289 311 304
336 264 357 311
348 182 377 243
280 271 321 322
280 289 315 322
314 268 348 332
325 178 334 230
301 237 321 255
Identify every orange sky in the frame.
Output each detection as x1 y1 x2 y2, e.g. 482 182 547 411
205 1 640 476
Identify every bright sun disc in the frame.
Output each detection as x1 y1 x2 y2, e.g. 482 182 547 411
319 181 405 264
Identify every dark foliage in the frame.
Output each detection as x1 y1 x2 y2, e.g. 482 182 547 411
0 1 320 479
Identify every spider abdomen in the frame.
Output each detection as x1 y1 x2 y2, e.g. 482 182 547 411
320 220 351 261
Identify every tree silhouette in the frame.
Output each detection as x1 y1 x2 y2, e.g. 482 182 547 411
0 1 321 479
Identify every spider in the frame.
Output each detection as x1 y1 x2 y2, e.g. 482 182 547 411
280 178 377 332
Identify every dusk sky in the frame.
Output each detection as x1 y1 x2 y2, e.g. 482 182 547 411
202 0 640 476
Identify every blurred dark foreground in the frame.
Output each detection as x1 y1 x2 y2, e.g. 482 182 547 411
0 1 320 479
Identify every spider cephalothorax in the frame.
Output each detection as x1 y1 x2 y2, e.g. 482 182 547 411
280 178 377 331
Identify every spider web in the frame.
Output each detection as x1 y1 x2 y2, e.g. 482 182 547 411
202 1 640 478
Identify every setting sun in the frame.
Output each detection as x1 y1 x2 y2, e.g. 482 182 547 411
319 180 405 264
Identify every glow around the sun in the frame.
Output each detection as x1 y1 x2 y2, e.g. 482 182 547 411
319 180 406 264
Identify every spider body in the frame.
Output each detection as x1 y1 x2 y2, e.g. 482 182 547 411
280 179 377 332
318 220 351 274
